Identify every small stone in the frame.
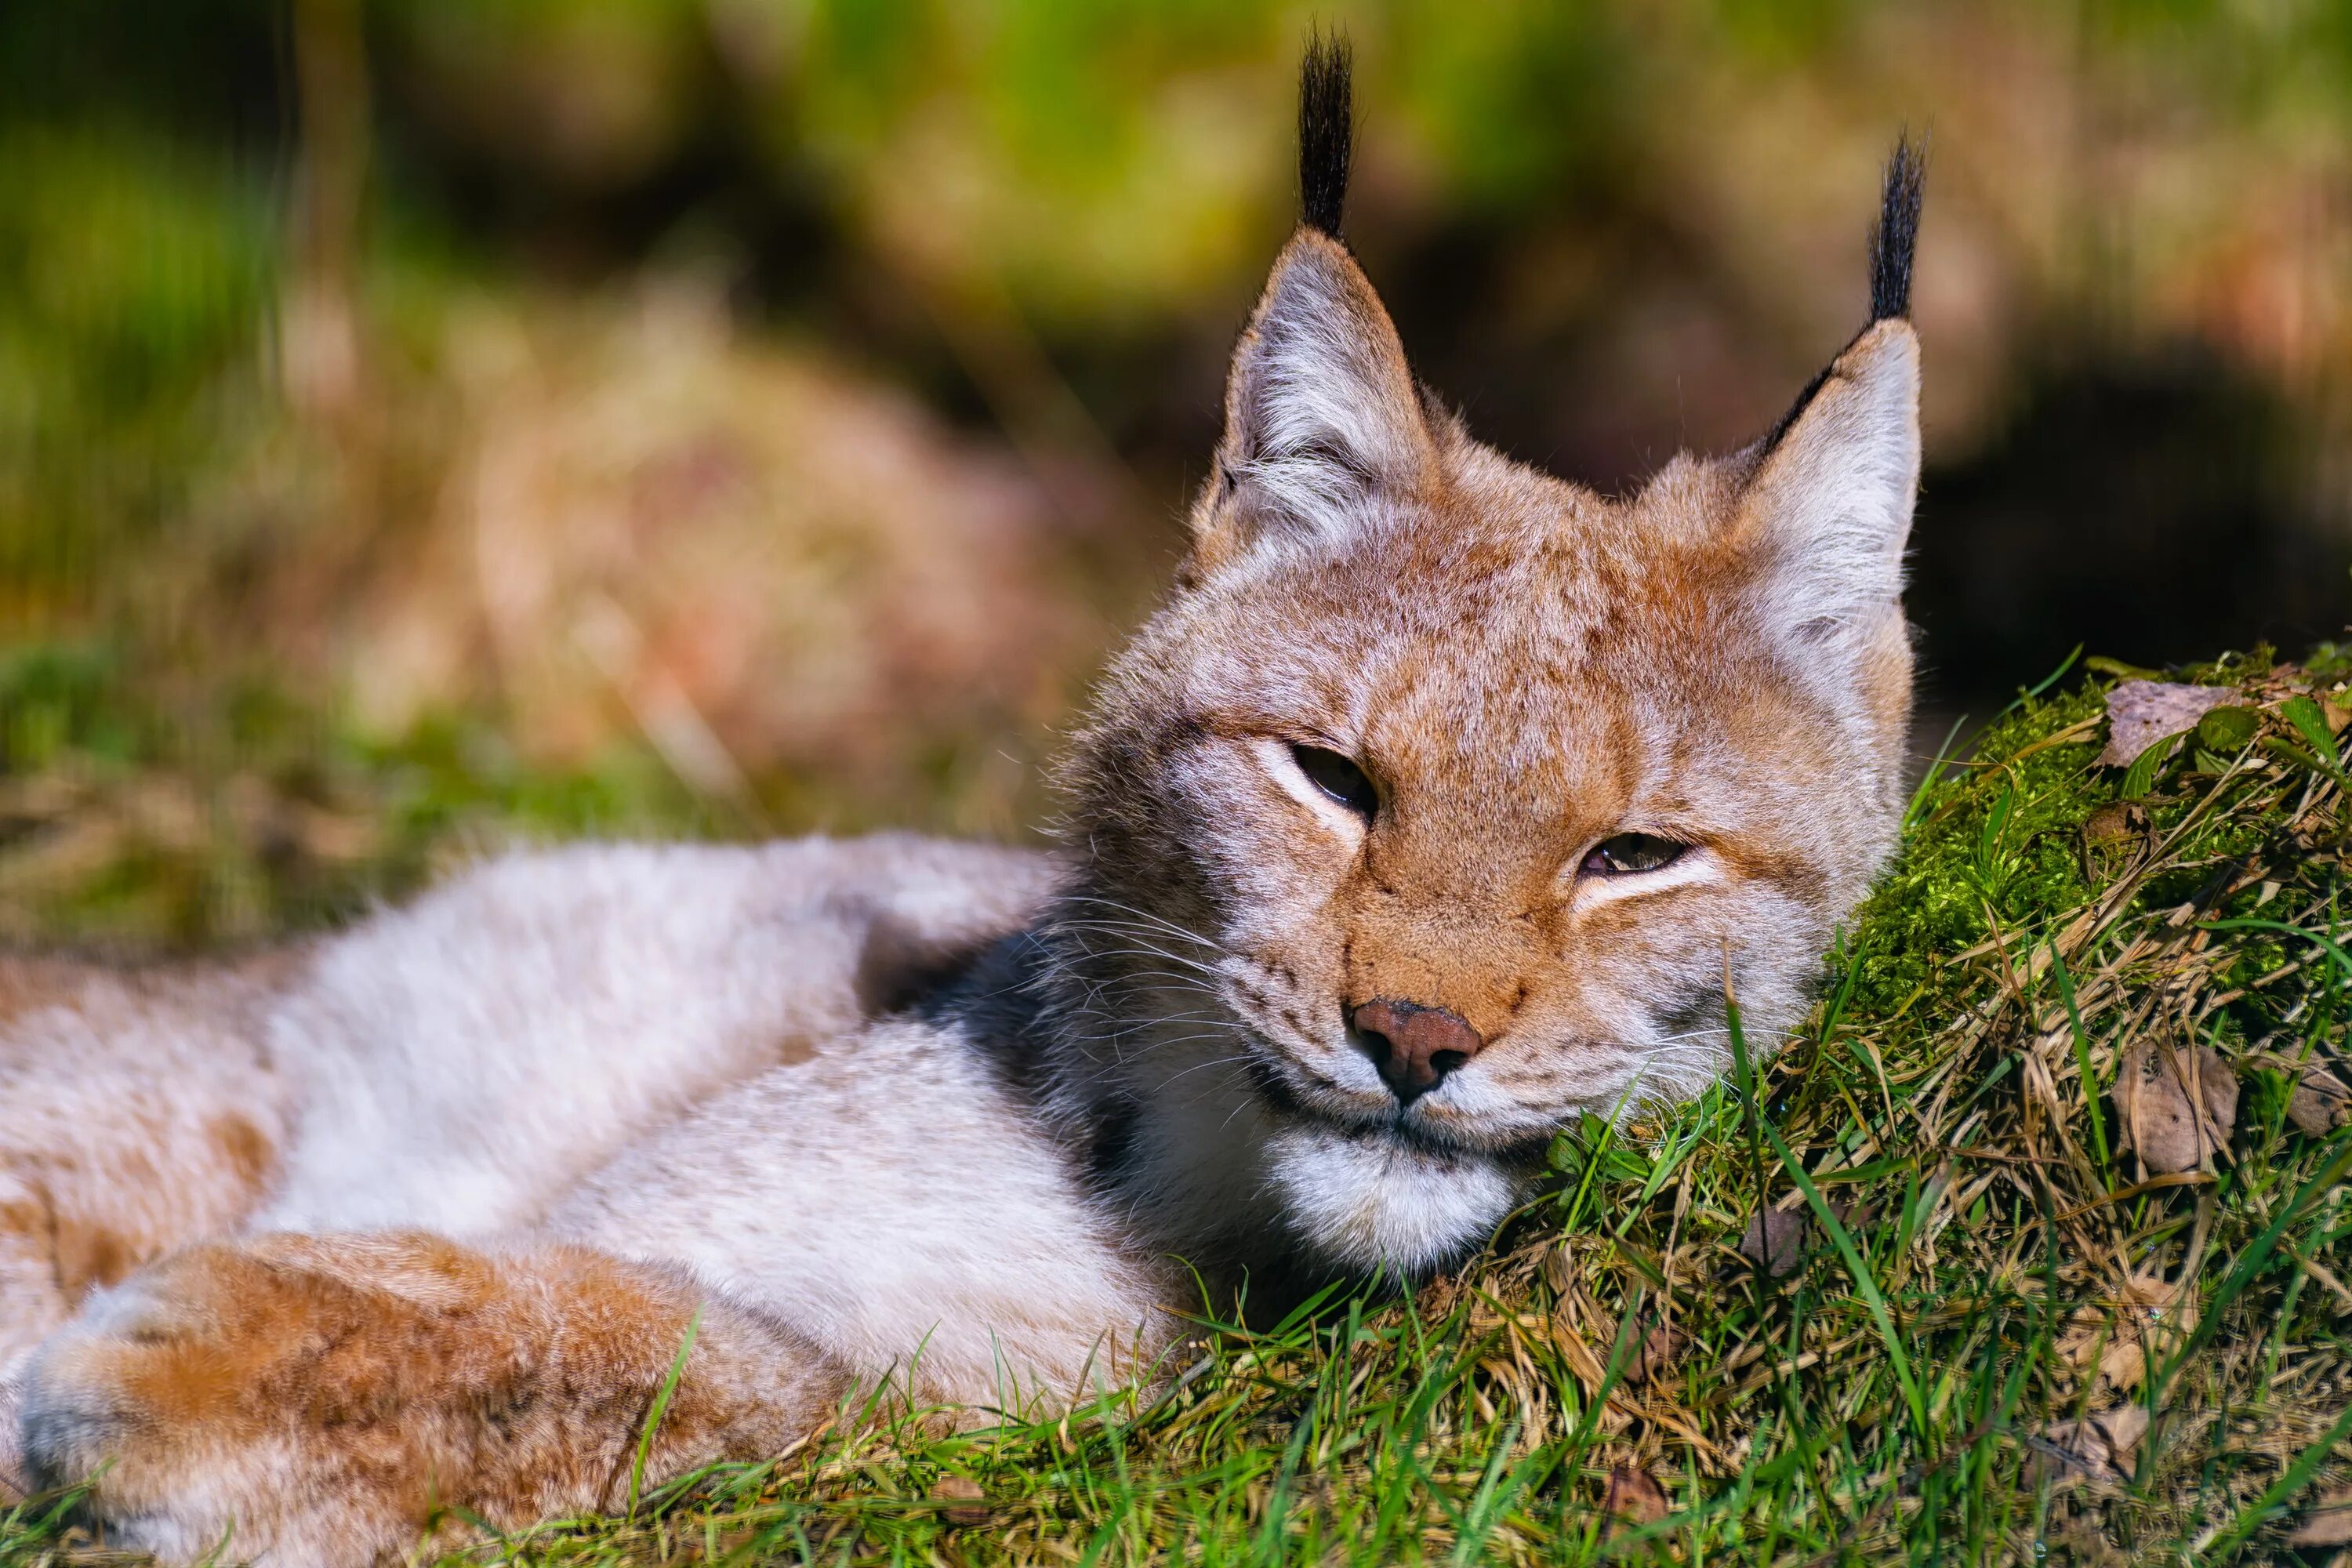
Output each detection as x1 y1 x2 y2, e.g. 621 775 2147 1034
1740 1208 1807 1279
934 1474 989 1527
2114 1043 2238 1173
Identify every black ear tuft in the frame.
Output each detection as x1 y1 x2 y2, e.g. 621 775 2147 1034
1759 132 1927 456
1868 132 1926 322
1298 31 1353 238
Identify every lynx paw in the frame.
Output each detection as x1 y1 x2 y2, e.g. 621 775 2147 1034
20 1240 406 1562
18 1233 839 1566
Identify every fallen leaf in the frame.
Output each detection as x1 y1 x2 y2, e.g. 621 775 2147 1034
2288 1065 2352 1137
1740 1208 1807 1279
1541 1240 1577 1293
2079 801 2153 880
1827 1195 1880 1232
2060 1318 2153 1393
2079 800 2149 851
2099 1403 2150 1452
934 1474 989 1527
2037 1512 2133 1568
2099 681 2241 767
2281 694 2347 768
2055 1268 2196 1395
2288 1488 2352 1548
1602 1465 1669 1526
2093 1338 2158 1393
2114 1042 2238 1173
2033 1403 2150 1487
2194 704 2262 753
1621 1323 1684 1388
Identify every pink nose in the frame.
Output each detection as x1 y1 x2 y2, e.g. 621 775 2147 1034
1351 1000 1486 1104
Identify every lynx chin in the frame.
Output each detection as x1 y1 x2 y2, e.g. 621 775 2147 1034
1 40 1926 1566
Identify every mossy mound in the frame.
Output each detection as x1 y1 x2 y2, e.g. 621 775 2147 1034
6 650 2352 1566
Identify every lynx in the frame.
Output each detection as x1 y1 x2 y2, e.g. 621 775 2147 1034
1 42 1926 1565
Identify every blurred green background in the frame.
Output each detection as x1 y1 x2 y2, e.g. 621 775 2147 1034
3 0 2350 946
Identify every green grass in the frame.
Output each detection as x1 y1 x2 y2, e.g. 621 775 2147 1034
0 639 740 949
5 647 2352 1564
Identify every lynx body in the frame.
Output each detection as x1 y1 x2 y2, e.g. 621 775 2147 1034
2 45 1926 1564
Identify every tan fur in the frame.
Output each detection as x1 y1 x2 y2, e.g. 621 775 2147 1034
24 1233 838 1563
0 957 295 1374
5 160 1923 1565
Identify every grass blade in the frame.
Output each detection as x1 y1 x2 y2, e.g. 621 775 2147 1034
629 1307 703 1519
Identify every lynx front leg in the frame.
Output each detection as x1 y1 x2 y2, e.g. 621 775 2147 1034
17 1232 845 1566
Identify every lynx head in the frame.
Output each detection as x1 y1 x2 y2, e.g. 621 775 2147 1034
1054 38 1924 1278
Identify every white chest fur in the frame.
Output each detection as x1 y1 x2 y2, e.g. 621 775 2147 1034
546 1019 1175 1410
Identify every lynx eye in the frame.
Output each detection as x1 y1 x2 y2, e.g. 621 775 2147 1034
1289 744 1378 819
1584 833 1686 877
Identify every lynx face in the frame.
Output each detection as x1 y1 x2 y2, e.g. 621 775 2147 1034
1055 55 1922 1275
1088 431 1909 1155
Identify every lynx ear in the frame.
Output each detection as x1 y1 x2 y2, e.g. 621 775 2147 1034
1738 138 1925 667
1740 319 1920 657
1209 233 1434 542
1198 35 1433 552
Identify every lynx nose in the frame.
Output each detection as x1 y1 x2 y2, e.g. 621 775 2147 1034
1350 1000 1486 1105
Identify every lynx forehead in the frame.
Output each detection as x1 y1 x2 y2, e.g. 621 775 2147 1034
3 37 1926 1566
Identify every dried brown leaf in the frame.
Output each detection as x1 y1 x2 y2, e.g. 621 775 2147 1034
2094 1339 2158 1393
2289 1066 2352 1137
2099 681 2241 767
2054 1269 2192 1394
1541 1240 1577 1294
2034 1403 2150 1487
2114 1043 2238 1173
2080 800 2148 846
1602 1464 1669 1526
933 1474 989 1527
1621 1323 1684 1388
2288 1489 2352 1548
1740 1208 1807 1279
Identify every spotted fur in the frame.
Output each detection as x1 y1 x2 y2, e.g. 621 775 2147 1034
2 51 1925 1565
